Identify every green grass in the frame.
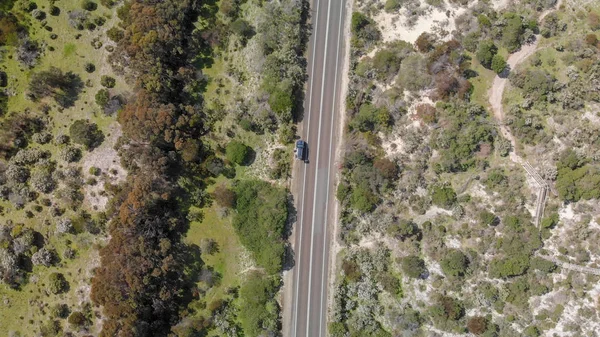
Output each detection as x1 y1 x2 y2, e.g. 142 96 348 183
468 54 497 108
63 43 77 57
184 203 244 318
0 1 128 335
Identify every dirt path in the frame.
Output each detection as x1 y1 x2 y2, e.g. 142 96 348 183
487 1 561 227
488 0 563 157
487 41 539 159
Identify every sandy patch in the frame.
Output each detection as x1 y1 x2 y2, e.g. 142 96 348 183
413 205 452 224
371 0 467 44
80 122 127 211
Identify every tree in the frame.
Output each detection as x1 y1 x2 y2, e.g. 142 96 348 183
69 120 104 150
440 249 469 277
225 141 250 165
48 272 68 294
401 255 427 279
491 54 507 74
476 40 497 69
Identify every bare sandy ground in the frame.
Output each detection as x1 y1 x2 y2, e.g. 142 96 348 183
371 0 467 44
80 122 127 211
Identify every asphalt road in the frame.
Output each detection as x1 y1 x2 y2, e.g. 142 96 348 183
289 0 346 334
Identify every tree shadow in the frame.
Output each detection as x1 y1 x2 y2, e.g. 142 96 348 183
55 71 84 108
498 64 512 79
283 194 298 272
241 147 257 166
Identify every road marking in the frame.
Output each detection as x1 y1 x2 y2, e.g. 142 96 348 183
318 0 345 334
291 0 321 334
305 0 333 333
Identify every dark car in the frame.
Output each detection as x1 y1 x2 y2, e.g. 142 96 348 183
295 140 307 162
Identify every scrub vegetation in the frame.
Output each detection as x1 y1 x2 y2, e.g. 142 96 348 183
332 0 600 336
0 0 307 335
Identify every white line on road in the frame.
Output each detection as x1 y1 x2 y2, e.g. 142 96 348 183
291 0 321 334
305 0 333 333
318 0 345 334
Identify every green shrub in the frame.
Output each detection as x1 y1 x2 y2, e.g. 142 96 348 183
351 12 370 33
233 180 288 274
479 210 498 226
231 18 254 39
106 27 124 42
100 75 116 88
268 81 294 118
491 54 507 74
350 103 390 132
238 272 280 337
440 249 469 277
401 255 427 279
50 303 70 318
431 185 456 209
476 40 497 68
397 54 431 91
384 0 401 12
88 166 101 176
84 62 95 73
95 88 109 107
477 14 491 27
350 185 379 212
69 119 104 150
329 322 348 337
48 272 68 294
225 141 250 165
81 0 97 11
502 13 524 52
372 48 401 80
541 213 559 229
489 254 530 278
387 219 418 240
68 311 88 326
530 257 557 273
523 326 540 337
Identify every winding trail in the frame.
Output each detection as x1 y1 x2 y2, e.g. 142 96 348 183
487 0 600 275
486 2 562 226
